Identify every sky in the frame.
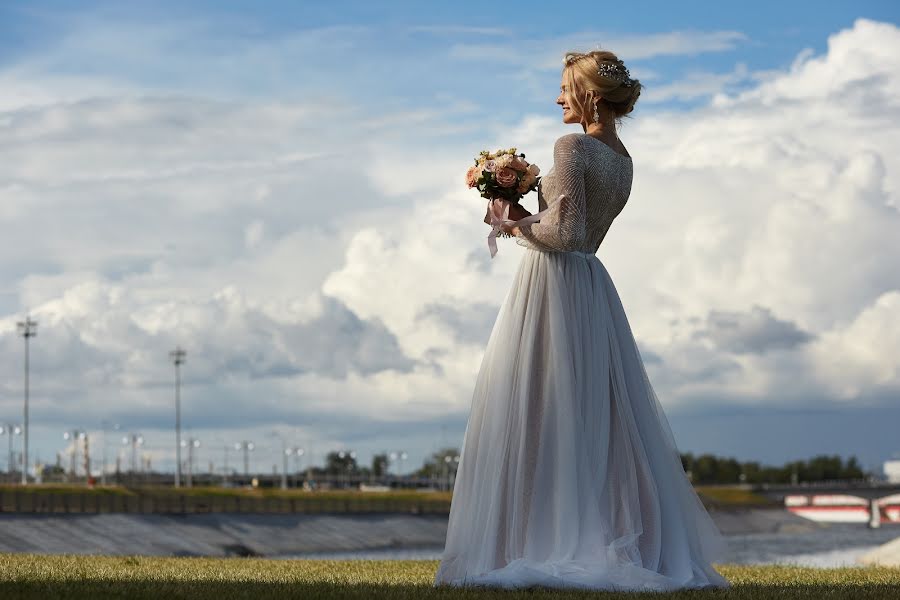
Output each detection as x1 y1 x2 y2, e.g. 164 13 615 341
0 1 898 480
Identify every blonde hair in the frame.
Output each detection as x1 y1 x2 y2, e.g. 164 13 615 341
562 50 642 128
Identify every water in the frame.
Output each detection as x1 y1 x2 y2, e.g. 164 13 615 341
725 522 900 567
277 523 900 568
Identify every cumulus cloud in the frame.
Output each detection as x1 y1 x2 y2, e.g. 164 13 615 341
1 14 898 473
693 305 814 354
324 18 900 420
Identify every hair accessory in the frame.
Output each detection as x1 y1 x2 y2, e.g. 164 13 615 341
597 61 634 87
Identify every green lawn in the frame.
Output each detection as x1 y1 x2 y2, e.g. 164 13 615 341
1 554 898 599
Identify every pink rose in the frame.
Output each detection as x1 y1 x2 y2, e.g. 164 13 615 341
527 163 540 176
465 165 480 188
494 167 518 188
484 159 497 172
509 156 528 171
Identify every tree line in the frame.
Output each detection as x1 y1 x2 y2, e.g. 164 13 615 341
319 448 869 486
680 452 867 484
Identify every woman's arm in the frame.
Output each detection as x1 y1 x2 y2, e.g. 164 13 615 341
515 133 587 251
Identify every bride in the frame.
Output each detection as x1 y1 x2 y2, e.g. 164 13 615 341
433 50 731 591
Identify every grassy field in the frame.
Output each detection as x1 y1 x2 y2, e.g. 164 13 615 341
0 484 455 514
693 486 778 508
1 554 898 599
0 483 759 501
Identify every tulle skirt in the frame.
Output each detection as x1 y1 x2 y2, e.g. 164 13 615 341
434 246 731 591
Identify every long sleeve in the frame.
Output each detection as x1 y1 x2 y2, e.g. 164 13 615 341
516 133 587 252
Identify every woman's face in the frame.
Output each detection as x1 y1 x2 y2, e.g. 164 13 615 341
557 71 583 125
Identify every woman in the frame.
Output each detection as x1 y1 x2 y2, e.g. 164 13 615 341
434 50 731 592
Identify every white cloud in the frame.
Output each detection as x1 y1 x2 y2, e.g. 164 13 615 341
323 18 900 418
1 13 898 473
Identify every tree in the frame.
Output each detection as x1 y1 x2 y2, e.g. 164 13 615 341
414 447 460 478
325 451 357 475
371 453 389 477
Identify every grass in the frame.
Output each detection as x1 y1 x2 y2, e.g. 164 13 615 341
693 486 778 508
0 484 737 514
1 554 899 599
1 483 753 506
0 484 455 513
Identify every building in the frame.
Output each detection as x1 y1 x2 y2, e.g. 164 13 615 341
885 460 900 484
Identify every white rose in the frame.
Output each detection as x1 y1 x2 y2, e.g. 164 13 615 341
495 154 513 168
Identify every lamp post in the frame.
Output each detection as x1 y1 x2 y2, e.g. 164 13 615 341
286 447 305 488
181 437 200 487
169 346 186 488
63 430 86 482
222 444 230 486
0 425 22 483
280 444 289 490
389 450 408 486
100 421 120 485
337 449 356 489
235 441 254 480
122 433 143 484
443 454 460 491
17 315 37 485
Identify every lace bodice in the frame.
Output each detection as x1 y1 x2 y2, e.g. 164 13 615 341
516 132 633 254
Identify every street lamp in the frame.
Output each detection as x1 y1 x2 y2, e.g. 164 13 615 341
0 425 22 483
235 441 254 479
122 433 144 483
64 430 86 482
100 421 120 485
337 449 356 488
222 444 230 486
286 447 305 488
443 454 460 491
169 346 186 487
389 450 408 485
17 315 37 484
181 437 200 487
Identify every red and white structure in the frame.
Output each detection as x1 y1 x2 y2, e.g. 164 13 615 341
785 493 900 525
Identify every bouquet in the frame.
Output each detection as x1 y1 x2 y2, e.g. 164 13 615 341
465 147 547 259
465 147 541 203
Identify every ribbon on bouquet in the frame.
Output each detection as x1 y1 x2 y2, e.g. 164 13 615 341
487 198 552 258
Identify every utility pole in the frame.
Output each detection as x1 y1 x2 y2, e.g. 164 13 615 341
17 315 37 485
169 346 186 487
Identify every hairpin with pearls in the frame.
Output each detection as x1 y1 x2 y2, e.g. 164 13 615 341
597 61 634 87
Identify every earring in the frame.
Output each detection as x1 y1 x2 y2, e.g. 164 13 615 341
592 103 600 124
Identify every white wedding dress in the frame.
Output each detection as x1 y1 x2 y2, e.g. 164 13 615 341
434 133 731 591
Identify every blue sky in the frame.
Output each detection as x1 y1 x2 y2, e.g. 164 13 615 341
2 0 896 114
0 2 898 479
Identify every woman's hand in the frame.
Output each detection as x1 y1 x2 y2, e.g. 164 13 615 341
504 202 531 236
485 200 532 224
507 203 532 222
485 200 531 237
